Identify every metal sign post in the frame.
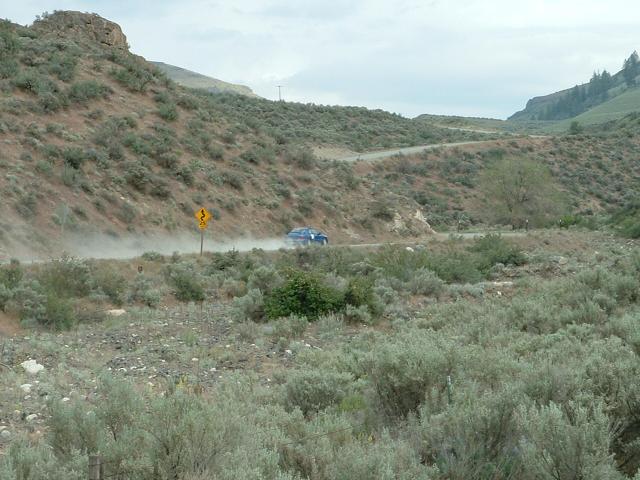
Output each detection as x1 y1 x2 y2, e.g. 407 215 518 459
194 207 212 256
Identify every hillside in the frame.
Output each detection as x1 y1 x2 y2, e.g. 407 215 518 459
510 52 640 124
0 11 491 259
557 87 640 128
0 11 638 260
151 61 258 97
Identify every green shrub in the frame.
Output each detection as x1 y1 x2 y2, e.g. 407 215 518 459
609 201 640 238
427 252 483 283
0 259 23 289
284 146 316 168
175 165 194 186
247 265 283 294
42 293 77 330
92 265 127 306
124 161 153 192
68 80 110 103
127 275 161 307
231 289 265 322
38 256 92 298
364 331 456 418
62 147 87 169
0 58 18 79
265 269 344 320
343 304 372 324
468 234 526 271
516 401 620 480
284 369 354 415
48 52 78 82
157 102 178 121
415 387 525 479
408 268 444 296
110 64 154 92
271 314 308 339
164 262 205 302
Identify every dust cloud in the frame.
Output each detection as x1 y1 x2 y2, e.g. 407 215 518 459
61 233 289 260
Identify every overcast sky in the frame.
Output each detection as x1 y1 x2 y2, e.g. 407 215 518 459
4 0 639 118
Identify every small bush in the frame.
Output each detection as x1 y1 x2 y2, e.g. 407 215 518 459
110 63 154 92
157 103 178 121
62 147 87 169
231 289 265 322
343 304 372 324
247 265 283 294
127 275 161 307
265 270 344 320
408 268 444 296
469 234 526 271
38 256 92 298
427 252 483 284
271 314 308 339
284 369 354 415
92 265 127 306
124 161 153 192
0 259 23 289
68 80 110 103
164 262 205 302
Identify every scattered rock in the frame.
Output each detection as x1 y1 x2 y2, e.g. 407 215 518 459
107 309 127 317
25 414 38 422
21 360 44 375
20 383 33 393
0 429 11 442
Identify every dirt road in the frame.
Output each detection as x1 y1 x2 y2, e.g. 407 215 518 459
336 135 547 162
337 139 500 162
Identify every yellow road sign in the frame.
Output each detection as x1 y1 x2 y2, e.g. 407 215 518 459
195 207 212 229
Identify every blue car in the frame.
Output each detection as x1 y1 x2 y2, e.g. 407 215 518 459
285 227 329 246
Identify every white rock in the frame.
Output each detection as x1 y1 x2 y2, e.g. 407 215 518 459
0 430 10 441
405 246 415 252
285 349 293 355
107 309 126 316
62 397 70 402
20 384 33 393
21 360 44 375
26 414 38 422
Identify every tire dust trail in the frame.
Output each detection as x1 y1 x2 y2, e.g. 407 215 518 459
2 231 527 263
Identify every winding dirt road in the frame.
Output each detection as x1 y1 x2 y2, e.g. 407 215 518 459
337 135 547 162
337 139 500 162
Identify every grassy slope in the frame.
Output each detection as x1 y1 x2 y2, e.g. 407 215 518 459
151 61 258 97
559 86 640 127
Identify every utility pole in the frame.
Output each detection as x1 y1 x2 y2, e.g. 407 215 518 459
277 85 283 101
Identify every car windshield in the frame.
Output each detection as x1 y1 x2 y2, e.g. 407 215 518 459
289 228 306 234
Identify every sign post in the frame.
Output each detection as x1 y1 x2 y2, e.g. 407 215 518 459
194 207 212 256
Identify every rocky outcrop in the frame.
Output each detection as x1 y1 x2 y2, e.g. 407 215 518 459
390 209 436 235
32 11 128 49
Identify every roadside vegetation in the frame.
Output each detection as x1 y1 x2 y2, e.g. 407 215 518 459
1 231 640 479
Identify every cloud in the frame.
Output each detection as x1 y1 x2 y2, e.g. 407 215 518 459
5 0 640 118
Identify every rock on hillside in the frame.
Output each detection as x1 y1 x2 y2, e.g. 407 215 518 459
31 11 128 49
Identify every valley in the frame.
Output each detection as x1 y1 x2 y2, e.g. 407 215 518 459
0 9 639 480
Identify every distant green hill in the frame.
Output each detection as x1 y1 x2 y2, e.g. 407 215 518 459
152 61 258 97
559 87 640 128
510 52 640 124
